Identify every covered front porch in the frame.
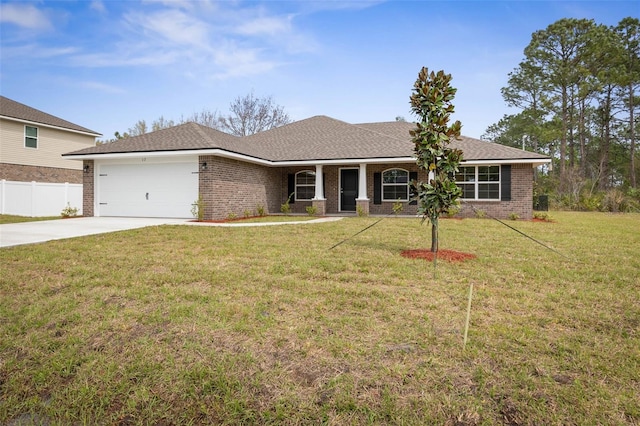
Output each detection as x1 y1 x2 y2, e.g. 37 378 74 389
282 162 423 217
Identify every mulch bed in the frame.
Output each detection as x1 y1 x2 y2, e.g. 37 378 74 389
401 249 477 263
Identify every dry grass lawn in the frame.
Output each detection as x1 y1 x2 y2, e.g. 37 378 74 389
0 212 638 425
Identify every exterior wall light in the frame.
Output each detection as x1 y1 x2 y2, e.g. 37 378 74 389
201 162 208 171
83 165 90 173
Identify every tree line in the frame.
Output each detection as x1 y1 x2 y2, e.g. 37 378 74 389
101 91 291 142
483 17 639 211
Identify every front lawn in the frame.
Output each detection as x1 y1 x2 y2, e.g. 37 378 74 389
1 212 638 424
0 215 61 224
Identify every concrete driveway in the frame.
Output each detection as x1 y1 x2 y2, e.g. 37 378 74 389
0 217 189 248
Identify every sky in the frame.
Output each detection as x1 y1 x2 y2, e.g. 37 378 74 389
0 1 637 141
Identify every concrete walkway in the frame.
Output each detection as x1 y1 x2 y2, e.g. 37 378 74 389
0 217 188 248
0 216 344 248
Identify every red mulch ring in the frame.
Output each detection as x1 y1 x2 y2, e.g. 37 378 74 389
401 249 477 263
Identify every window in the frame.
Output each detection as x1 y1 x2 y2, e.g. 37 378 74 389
25 126 38 148
295 170 316 200
382 168 409 201
456 166 500 200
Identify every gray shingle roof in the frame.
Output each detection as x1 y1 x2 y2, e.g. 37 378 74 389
66 122 241 156
356 121 550 162
0 96 101 136
64 115 549 163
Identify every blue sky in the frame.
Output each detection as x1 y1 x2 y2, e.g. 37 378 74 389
1 1 637 141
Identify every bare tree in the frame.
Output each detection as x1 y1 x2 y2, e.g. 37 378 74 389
183 109 222 129
218 91 291 136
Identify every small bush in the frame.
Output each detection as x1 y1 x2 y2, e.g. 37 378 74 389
244 209 253 218
227 212 237 220
474 209 487 219
256 204 266 217
392 200 404 215
305 206 317 216
446 203 460 218
356 205 367 217
281 192 294 215
508 213 520 221
191 196 205 221
533 212 552 221
61 203 79 218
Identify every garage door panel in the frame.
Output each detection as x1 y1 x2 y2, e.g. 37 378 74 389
98 162 198 218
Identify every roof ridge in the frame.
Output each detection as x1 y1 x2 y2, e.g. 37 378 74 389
0 95 101 135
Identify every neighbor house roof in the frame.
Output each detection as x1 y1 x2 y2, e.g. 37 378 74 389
64 115 550 164
0 96 102 136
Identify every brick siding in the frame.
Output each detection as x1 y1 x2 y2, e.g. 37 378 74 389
278 163 535 219
199 156 281 220
0 162 83 184
82 160 94 216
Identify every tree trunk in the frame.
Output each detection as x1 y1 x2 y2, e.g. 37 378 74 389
431 220 439 253
630 82 637 188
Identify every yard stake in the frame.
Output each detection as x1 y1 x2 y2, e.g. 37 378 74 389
463 282 473 350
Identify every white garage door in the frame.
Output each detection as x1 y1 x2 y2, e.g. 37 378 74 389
97 161 198 218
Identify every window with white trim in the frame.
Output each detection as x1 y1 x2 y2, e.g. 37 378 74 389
382 168 409 201
295 170 316 200
25 126 38 148
456 165 500 200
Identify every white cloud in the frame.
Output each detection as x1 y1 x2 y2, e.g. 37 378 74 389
78 81 126 94
0 44 78 60
90 1 107 14
128 9 210 47
0 3 53 31
236 15 293 36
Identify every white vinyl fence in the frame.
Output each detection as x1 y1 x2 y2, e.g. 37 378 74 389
0 180 83 217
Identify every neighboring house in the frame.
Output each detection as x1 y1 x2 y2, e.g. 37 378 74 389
0 96 101 216
63 116 550 220
0 96 101 183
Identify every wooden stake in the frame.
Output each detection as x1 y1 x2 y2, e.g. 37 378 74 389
463 282 474 350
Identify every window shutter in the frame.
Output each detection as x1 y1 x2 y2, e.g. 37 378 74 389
409 171 418 205
501 165 511 201
373 172 381 205
287 173 296 204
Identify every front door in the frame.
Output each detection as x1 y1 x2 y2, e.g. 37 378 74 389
340 169 359 211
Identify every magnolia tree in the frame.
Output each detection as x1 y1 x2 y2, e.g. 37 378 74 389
409 67 463 253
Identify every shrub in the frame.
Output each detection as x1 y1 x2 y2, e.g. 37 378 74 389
190 196 205 221
356 205 368 217
392 200 404 215
474 209 487 219
227 212 237 220
256 204 266 217
305 206 317 216
508 213 520 221
281 193 294 215
446 202 460 217
244 209 253 218
533 212 552 221
61 203 79 218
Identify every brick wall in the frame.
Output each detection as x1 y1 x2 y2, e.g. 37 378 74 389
199 156 281 220
279 162 535 219
457 164 533 219
0 162 83 184
82 160 94 216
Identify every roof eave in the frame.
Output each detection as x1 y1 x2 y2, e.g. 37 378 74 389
64 148 551 168
1 115 102 137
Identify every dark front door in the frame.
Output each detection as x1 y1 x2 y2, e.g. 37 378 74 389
340 169 358 211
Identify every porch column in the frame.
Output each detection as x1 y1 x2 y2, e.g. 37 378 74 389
356 163 368 200
356 163 370 215
312 164 326 215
